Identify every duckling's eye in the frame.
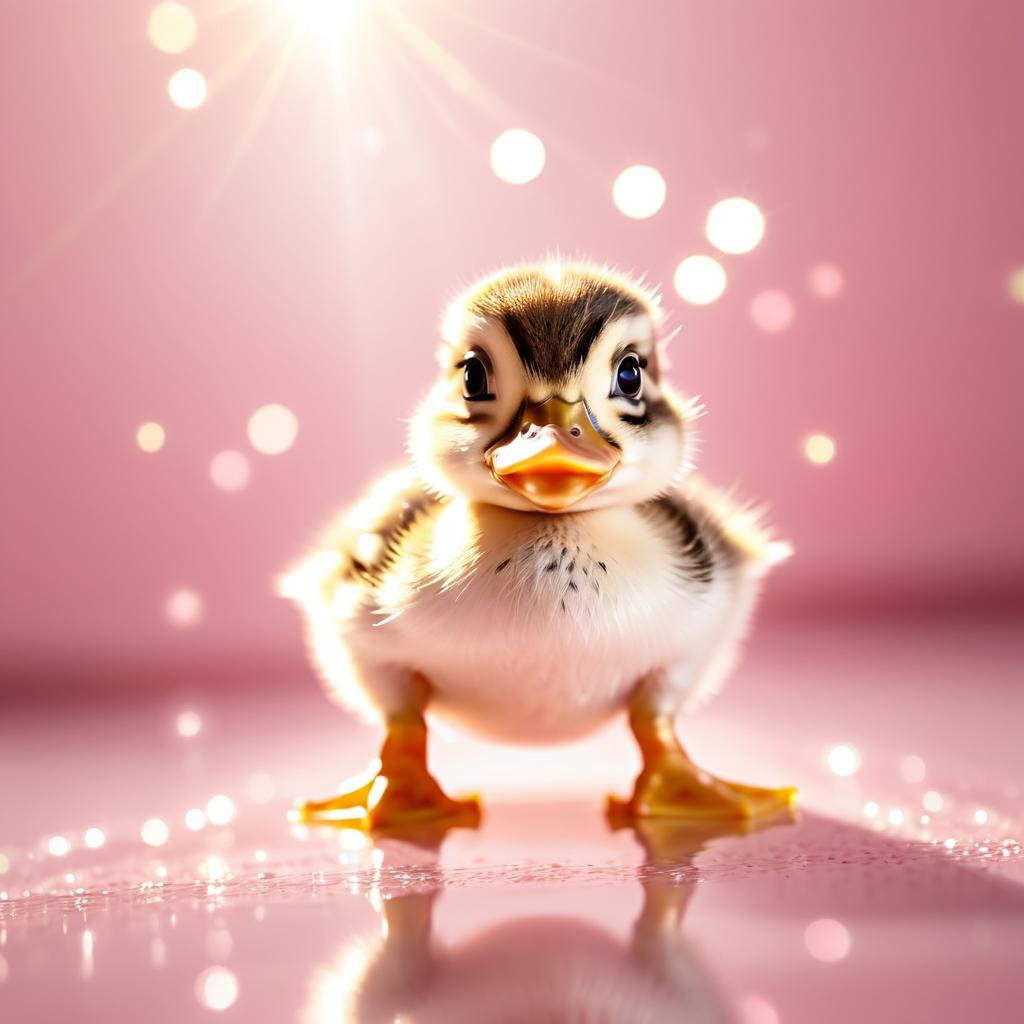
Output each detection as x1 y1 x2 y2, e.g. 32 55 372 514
612 354 644 400
457 354 495 401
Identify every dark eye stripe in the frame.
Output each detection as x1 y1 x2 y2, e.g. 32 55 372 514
618 411 649 427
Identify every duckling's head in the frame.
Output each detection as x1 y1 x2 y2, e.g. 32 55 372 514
410 262 697 513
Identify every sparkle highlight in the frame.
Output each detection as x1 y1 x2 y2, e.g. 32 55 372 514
750 289 794 333
489 129 545 185
147 3 197 54
141 818 170 847
827 744 860 776
177 710 202 738
207 795 237 826
48 836 71 857
673 255 726 305
805 434 836 465
706 197 765 254
804 918 851 962
612 165 666 219
210 450 252 492
248 404 299 456
84 828 106 849
137 421 166 453
168 68 207 110
196 966 239 1011
165 588 203 627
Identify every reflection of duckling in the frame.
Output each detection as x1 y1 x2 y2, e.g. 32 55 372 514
304 820 765 1024
285 262 795 829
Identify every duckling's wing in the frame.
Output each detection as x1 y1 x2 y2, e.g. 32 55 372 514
281 465 439 606
661 474 792 577
280 466 441 718
648 476 790 714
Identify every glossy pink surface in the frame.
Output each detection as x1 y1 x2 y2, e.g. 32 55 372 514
3 621 1022 1021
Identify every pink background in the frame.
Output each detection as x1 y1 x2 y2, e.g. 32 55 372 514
2 0 1022 692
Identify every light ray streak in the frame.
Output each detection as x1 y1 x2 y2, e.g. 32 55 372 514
198 24 302 221
0 18 281 303
380 4 504 117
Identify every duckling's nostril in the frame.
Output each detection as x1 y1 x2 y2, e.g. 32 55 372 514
569 426 582 438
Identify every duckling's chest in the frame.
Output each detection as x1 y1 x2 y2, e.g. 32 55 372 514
463 508 679 620
377 504 728 740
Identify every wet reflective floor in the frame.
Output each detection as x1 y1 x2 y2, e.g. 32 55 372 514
2 620 1022 1021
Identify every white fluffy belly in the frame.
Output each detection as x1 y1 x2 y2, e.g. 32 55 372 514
327 503 741 742
366 512 724 741
415 628 641 743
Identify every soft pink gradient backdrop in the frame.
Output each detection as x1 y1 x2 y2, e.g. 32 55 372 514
2 0 1022 689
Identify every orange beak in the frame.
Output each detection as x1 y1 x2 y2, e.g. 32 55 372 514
485 397 620 512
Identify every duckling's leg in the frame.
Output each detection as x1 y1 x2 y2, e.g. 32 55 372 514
608 683 796 821
297 709 480 831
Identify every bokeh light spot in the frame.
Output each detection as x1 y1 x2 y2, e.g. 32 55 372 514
900 754 926 783
147 3 197 54
887 808 905 826
137 421 166 453
612 165 666 219
0 854 9 874
974 808 989 825
1007 267 1024 304
809 262 844 299
142 818 170 847
923 790 944 812
204 854 230 881
176 710 202 738
185 808 207 831
804 918 852 962
489 129 545 185
196 966 239 1011
168 68 207 110
248 404 299 455
827 744 860 776
340 829 367 852
737 994 780 1024
84 828 106 850
207 794 236 826
210 450 251 492
706 197 765 254
165 588 203 628
805 434 836 465
673 255 726 305
864 801 879 819
750 289 794 333
48 836 70 857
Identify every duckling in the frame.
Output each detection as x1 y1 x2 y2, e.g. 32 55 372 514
284 261 795 829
